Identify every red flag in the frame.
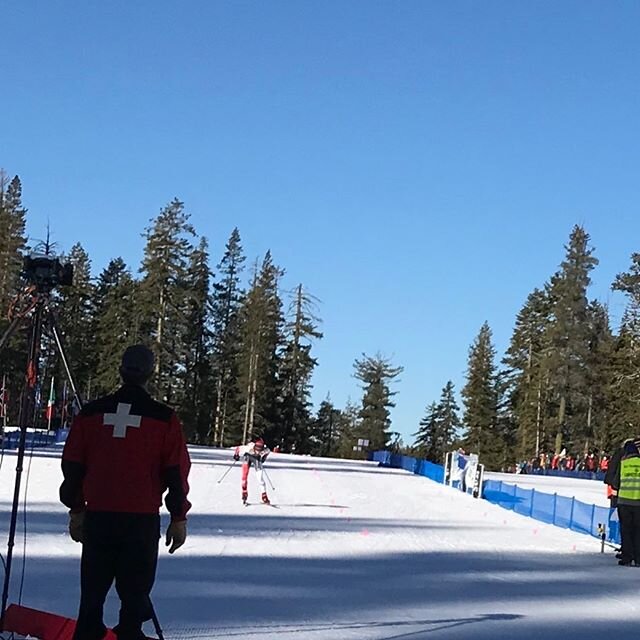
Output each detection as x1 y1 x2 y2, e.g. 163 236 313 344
26 360 37 388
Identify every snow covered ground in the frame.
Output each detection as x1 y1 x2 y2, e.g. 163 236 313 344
0 445 637 639
486 470 610 507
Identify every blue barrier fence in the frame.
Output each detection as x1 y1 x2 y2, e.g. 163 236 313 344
370 450 619 545
1 428 67 450
529 468 605 482
371 451 444 483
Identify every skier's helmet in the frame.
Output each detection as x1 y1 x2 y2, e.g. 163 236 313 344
254 438 265 451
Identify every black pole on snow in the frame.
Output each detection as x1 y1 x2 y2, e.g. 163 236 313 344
263 468 276 491
217 458 238 484
148 596 165 640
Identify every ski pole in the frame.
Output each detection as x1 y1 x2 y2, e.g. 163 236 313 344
263 467 276 491
148 595 165 640
217 458 238 484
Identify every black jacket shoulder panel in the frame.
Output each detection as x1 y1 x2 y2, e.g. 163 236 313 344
79 395 115 417
79 386 174 423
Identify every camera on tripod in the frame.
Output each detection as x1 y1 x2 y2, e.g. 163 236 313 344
22 253 74 290
0 242 84 629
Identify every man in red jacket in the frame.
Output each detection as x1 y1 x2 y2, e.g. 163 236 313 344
60 345 191 640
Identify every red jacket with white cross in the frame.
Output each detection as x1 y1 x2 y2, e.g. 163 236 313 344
60 384 191 521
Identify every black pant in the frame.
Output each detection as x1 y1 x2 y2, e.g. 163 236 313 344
73 512 160 640
617 504 640 564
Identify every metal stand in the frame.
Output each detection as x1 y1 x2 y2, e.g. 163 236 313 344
0 288 81 629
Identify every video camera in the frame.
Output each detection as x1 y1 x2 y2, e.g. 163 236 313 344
22 254 74 291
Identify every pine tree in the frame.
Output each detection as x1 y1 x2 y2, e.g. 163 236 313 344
0 171 27 318
461 322 500 468
138 198 195 404
309 396 341 457
413 402 440 460
584 301 613 452
333 399 360 458
0 171 27 421
210 228 245 446
438 381 462 448
235 252 285 445
353 353 403 450
608 320 640 445
54 243 95 399
544 225 598 453
495 369 518 468
503 288 552 458
414 383 462 463
609 254 640 443
93 258 137 395
181 237 213 442
278 284 323 452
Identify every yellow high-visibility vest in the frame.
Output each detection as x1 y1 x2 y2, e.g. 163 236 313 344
619 456 640 502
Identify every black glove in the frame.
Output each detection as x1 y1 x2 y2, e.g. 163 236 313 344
233 454 240 462
165 520 187 554
68 510 85 543
261 453 269 463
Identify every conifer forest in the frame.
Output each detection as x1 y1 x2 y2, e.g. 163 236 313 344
2 170 640 468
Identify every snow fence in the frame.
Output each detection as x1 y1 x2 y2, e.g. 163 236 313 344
1 427 68 449
370 451 620 545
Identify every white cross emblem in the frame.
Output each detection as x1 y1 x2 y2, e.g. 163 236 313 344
103 403 141 439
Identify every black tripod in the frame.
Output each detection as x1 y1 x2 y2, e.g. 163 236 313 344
0 283 82 629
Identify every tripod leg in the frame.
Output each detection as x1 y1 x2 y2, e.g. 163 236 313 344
0 304 43 630
46 307 84 409
0 315 23 353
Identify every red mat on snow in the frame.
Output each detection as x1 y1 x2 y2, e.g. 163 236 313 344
4 604 118 640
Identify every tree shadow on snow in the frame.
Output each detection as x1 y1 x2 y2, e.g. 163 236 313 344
9 539 640 639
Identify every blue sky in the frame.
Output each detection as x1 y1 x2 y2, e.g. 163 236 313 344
2 1 640 443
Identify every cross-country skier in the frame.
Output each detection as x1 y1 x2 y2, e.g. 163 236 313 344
60 345 191 640
234 438 271 504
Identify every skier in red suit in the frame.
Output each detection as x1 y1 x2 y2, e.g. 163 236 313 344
60 345 191 640
234 438 270 504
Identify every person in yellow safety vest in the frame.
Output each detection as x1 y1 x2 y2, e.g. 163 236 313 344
614 439 640 566
605 438 636 560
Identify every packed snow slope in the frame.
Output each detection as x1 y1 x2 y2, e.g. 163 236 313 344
0 446 637 639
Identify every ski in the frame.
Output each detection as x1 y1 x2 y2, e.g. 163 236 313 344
243 502 279 508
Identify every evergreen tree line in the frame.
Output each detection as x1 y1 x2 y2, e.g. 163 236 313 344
414 224 640 471
0 170 404 455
